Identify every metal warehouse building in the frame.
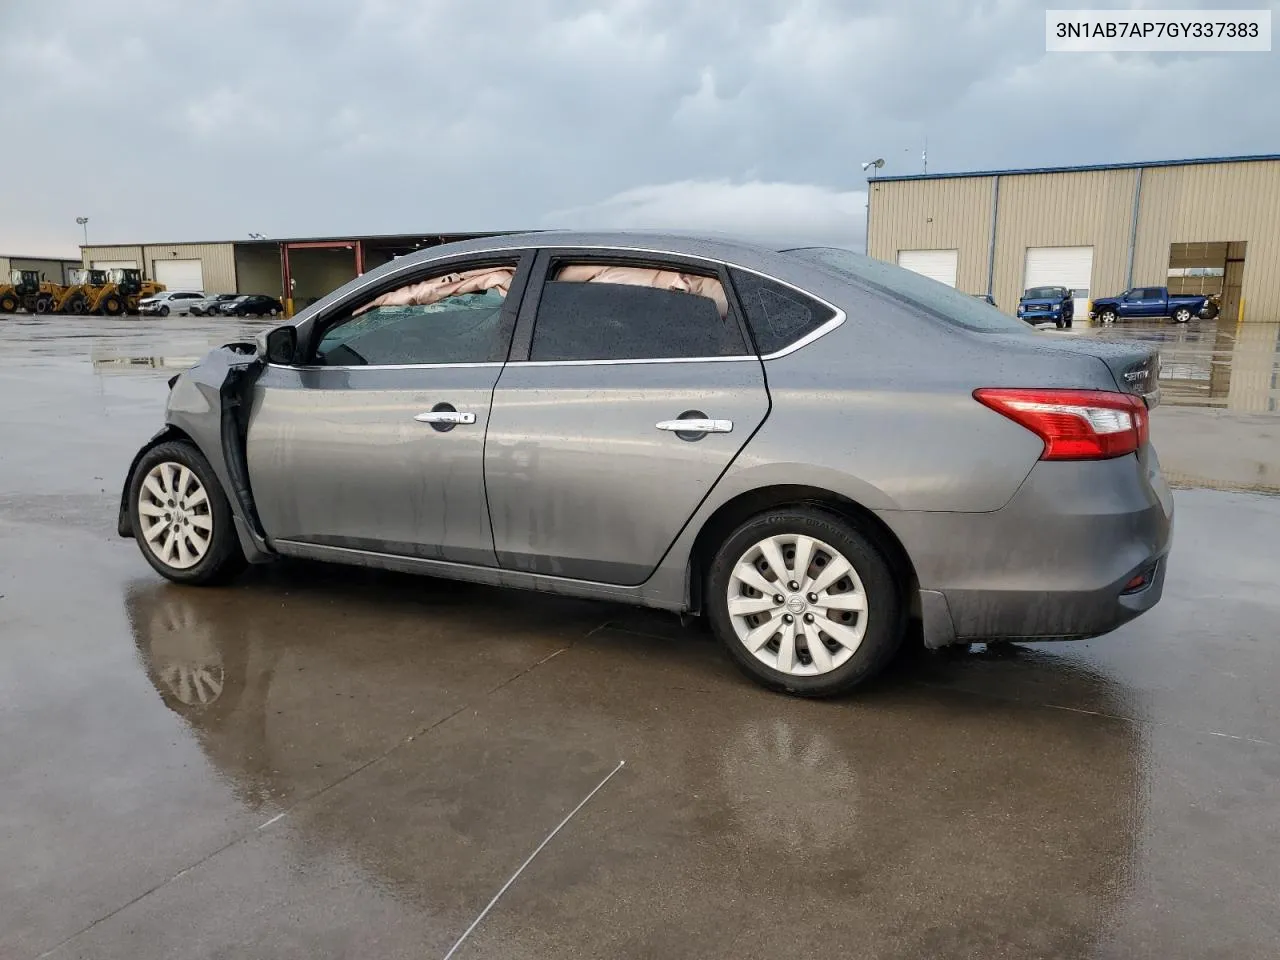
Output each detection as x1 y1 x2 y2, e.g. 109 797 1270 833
867 153 1280 323
1 254 81 286
79 231 512 315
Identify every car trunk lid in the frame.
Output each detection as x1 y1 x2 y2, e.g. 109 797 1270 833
989 334 1160 407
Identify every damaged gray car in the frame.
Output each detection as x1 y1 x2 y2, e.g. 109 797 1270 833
119 232 1173 697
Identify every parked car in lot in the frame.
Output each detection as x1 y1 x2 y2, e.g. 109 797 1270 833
1017 285 1074 329
1090 286 1208 324
118 232 1171 697
215 294 284 318
189 293 238 317
139 290 205 316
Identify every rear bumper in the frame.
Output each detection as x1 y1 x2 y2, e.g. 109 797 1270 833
884 451 1174 646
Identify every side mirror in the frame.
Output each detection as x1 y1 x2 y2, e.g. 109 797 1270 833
264 326 298 365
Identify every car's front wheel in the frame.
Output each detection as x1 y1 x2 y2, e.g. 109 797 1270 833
1100 309 1118 324
128 441 246 585
707 508 905 697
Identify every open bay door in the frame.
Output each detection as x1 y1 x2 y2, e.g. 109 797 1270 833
897 249 958 287
1024 246 1093 320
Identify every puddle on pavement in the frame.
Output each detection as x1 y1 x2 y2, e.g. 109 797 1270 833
1065 317 1280 414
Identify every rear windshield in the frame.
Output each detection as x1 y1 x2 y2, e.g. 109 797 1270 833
783 246 1029 333
1024 287 1063 299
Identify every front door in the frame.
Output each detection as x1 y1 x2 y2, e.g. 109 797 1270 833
484 252 769 585
246 255 528 565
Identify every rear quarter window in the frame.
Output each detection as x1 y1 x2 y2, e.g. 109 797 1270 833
728 268 836 355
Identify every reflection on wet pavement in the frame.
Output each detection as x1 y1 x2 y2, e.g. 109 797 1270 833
2 313 1280 958
1059 317 1280 413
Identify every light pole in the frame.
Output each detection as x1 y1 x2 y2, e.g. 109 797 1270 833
76 217 90 247
861 160 884 255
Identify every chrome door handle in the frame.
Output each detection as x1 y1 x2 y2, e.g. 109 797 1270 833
414 410 476 425
655 418 733 434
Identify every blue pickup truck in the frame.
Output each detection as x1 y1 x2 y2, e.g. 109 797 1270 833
1016 286 1075 329
1090 286 1208 324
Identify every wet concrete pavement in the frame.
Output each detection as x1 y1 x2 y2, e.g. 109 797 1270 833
2 314 1280 959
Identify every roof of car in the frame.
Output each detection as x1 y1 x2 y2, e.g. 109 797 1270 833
403 230 839 264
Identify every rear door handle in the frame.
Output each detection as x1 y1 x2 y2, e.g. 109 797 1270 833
414 411 476 425
655 418 733 434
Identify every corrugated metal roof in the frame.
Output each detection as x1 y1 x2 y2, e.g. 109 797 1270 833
869 153 1280 183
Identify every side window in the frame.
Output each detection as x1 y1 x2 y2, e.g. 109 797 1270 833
314 263 517 366
529 263 745 362
729 268 836 355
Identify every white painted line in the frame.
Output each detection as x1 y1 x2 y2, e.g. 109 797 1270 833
257 812 286 830
442 759 626 960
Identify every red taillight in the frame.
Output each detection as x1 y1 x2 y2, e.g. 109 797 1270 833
974 388 1149 461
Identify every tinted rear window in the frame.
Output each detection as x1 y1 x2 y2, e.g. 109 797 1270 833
785 246 1029 333
728 268 836 355
530 281 746 362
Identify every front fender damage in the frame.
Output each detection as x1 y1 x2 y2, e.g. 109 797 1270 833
117 342 275 564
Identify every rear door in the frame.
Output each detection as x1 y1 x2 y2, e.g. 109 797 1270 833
484 251 769 585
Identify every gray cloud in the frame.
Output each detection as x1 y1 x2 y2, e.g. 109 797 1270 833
2 0 1277 256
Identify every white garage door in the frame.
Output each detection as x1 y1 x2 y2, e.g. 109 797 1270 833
897 249 959 287
1024 246 1093 319
92 259 137 271
154 259 205 293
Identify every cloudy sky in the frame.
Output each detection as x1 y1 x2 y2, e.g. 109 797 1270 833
2 0 1277 256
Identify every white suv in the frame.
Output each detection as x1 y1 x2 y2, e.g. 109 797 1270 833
139 291 206 316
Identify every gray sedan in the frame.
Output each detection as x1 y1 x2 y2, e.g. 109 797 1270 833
118 232 1173 696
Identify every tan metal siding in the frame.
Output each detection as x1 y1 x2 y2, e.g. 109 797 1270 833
145 244 238 293
1133 160 1280 322
991 169 1135 313
83 245 143 268
81 243 237 292
867 177 994 294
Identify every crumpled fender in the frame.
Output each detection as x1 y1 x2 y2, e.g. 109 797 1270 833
117 342 273 564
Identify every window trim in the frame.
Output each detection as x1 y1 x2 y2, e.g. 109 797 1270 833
276 244 844 370
508 248 823 366
293 252 534 370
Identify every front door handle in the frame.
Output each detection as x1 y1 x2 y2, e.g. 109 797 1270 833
655 418 733 434
414 410 476 425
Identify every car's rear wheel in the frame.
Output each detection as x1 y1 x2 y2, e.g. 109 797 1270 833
1174 307 1192 323
707 508 904 697
128 441 246 585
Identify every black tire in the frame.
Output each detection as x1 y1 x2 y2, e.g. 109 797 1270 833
1173 307 1192 324
707 507 905 697
1055 318 1065 329
0 294 18 313
102 295 124 316
1065 316 1073 328
67 295 88 315
1100 309 1117 324
127 440 247 586
159 305 170 317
